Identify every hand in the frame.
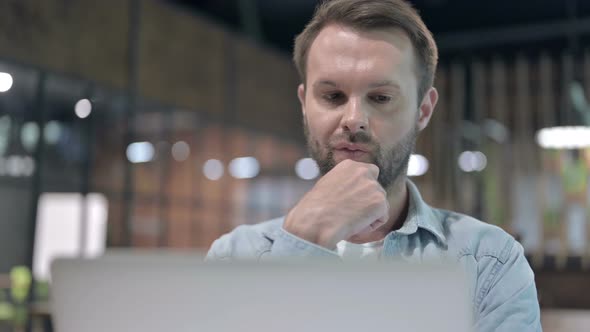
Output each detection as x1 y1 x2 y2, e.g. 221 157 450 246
283 159 390 249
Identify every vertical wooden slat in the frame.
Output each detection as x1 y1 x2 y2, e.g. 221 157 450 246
583 49 590 269
559 53 575 268
515 55 528 218
488 57 511 232
536 53 549 267
539 54 556 128
513 54 541 254
515 55 532 173
482 60 501 228
449 62 465 213
536 53 561 268
471 59 486 219
561 53 574 126
432 66 451 210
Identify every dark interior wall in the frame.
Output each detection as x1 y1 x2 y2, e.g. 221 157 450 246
0 0 130 89
0 0 303 271
0 0 303 140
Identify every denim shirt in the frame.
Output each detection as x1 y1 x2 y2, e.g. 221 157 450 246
207 181 542 331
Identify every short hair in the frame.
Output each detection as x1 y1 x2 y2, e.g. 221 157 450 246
293 0 438 102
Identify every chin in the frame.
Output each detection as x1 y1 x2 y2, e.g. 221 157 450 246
335 157 373 164
333 153 375 165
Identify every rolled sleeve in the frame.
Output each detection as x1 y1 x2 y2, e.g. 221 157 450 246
205 235 232 261
268 228 341 259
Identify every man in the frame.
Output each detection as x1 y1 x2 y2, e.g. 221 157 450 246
207 0 542 330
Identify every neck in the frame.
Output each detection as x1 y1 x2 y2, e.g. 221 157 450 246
347 178 410 244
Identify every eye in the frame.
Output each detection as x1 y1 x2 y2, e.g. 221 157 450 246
370 95 392 104
322 92 345 104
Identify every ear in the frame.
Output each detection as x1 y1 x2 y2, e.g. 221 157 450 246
417 87 438 131
297 83 306 116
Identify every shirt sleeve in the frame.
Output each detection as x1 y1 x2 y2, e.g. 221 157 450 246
474 240 542 331
205 233 233 261
204 223 341 261
267 227 341 260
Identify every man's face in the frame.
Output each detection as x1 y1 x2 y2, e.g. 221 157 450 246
299 24 435 190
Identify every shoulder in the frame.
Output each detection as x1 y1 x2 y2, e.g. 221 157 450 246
436 210 540 327
205 217 285 260
437 209 516 264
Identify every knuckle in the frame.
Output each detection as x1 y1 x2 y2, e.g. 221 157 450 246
353 166 366 177
341 159 353 166
369 192 385 206
364 163 376 173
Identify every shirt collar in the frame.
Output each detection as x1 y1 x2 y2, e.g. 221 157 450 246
395 180 447 246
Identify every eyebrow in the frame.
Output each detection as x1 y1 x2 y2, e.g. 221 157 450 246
312 79 401 90
313 80 339 89
368 80 401 90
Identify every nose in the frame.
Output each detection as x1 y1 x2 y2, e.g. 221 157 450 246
341 97 369 134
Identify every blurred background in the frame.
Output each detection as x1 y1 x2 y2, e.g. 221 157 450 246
1 0 590 330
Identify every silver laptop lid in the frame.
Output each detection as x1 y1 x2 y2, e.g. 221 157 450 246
50 251 472 332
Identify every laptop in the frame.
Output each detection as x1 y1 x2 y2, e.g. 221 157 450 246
50 250 472 332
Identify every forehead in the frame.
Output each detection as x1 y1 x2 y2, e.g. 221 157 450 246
306 24 416 86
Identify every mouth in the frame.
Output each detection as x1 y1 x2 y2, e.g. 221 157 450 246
332 142 370 152
332 147 371 162
330 142 374 162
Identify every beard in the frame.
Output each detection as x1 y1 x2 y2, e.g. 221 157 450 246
304 118 417 192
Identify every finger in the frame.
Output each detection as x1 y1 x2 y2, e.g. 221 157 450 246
376 195 390 226
385 198 391 216
356 197 389 236
365 163 380 179
375 182 387 195
352 218 386 238
369 219 386 230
